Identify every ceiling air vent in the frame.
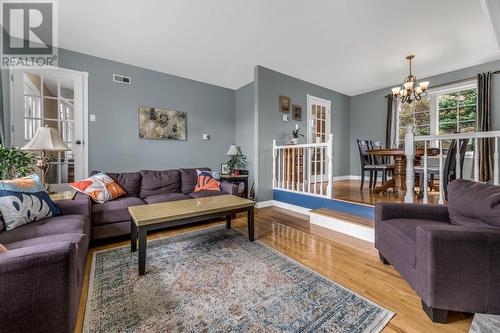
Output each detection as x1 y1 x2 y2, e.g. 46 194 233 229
113 74 131 85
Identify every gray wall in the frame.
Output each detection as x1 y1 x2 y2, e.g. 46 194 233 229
234 82 255 189
255 66 351 201
350 59 500 176
58 49 235 173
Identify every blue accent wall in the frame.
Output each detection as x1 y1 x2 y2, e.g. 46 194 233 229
273 190 374 219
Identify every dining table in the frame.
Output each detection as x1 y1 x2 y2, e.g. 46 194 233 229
367 147 442 194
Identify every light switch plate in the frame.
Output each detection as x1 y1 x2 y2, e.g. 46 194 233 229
202 133 210 141
90 114 96 122
282 114 289 122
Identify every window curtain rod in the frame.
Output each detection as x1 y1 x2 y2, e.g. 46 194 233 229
428 70 500 90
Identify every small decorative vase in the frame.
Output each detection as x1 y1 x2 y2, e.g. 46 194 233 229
233 169 240 176
291 138 299 145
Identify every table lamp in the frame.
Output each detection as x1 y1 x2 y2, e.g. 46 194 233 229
226 144 239 156
22 125 69 188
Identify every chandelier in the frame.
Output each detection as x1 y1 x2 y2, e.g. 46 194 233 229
391 55 429 104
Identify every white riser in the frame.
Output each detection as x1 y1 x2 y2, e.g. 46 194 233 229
309 212 374 243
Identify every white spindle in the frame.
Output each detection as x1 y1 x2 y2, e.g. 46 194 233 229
281 148 285 188
287 148 290 190
307 147 312 193
272 140 277 188
495 137 499 185
327 134 333 197
302 147 306 192
292 148 295 191
423 140 428 204
438 140 444 205
320 146 324 195
474 138 480 182
456 141 461 179
313 147 317 194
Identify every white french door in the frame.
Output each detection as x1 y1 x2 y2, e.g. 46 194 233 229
307 95 331 181
11 67 88 184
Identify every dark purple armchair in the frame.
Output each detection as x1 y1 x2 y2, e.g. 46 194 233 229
375 179 500 323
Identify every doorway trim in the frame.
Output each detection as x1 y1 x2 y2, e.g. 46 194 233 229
306 94 331 144
9 66 90 180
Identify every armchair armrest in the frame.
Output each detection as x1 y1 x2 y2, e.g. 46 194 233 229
56 196 91 219
0 242 79 333
220 180 239 195
416 225 500 313
376 203 450 223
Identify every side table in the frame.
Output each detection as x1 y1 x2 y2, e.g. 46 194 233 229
220 174 249 198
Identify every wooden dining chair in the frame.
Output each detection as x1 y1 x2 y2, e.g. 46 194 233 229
357 139 394 191
370 141 394 188
415 139 468 200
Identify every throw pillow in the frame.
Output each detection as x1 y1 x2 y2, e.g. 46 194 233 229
0 174 61 231
194 170 221 192
69 173 126 204
0 244 6 253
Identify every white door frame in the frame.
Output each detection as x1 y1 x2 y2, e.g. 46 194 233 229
306 94 331 143
9 66 89 181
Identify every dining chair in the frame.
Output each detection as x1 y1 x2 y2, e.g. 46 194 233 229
370 141 394 188
415 139 468 200
357 139 394 191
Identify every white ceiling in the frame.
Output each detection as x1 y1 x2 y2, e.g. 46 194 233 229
59 0 500 96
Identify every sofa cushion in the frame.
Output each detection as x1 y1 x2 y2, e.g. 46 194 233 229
143 193 191 204
188 191 226 199
69 173 126 204
0 214 88 245
448 179 500 228
106 172 142 197
194 170 221 192
378 218 447 268
5 233 85 250
140 170 180 197
92 197 145 225
179 168 211 194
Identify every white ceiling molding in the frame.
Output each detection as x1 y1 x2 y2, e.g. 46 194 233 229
480 0 500 50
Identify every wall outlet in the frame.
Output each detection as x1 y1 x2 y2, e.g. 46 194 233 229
90 114 96 122
202 133 210 141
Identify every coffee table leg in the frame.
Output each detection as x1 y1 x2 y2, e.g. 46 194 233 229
131 221 137 252
138 227 147 276
226 215 231 229
248 206 255 242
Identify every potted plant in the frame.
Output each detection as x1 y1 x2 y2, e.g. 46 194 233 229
226 155 248 176
0 145 37 180
291 126 304 145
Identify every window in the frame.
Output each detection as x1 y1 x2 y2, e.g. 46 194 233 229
396 80 477 146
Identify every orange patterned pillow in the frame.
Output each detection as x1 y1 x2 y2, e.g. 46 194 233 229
69 173 126 203
194 170 221 192
0 244 7 253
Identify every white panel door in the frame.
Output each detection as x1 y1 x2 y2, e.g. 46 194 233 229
307 95 331 181
11 68 88 183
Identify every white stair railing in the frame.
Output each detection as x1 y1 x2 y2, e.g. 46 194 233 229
404 124 500 203
272 134 333 198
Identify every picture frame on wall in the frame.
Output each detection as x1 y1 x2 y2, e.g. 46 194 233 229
279 95 291 113
292 104 302 121
138 106 187 140
221 163 229 175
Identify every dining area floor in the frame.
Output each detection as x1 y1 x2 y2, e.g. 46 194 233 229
331 179 442 206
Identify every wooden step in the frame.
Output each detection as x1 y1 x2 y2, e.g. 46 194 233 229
309 208 374 242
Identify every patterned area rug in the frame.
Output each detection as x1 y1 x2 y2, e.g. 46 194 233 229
84 226 394 332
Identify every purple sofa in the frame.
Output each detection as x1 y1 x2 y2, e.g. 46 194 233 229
83 168 239 240
0 197 91 333
375 179 500 323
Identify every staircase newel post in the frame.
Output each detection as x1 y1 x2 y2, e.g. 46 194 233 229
327 134 334 197
404 125 415 203
272 140 277 189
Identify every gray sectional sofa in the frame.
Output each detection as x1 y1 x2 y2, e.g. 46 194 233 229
0 167 237 332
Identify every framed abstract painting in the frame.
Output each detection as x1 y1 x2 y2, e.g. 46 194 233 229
138 107 187 140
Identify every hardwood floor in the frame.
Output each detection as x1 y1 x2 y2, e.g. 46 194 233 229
332 179 442 206
76 206 472 333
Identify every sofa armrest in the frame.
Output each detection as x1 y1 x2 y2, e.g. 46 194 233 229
416 225 500 313
376 203 450 223
0 242 79 333
56 196 91 219
220 181 239 195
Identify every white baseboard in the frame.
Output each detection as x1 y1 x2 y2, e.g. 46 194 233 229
309 211 374 243
255 200 311 215
255 200 273 209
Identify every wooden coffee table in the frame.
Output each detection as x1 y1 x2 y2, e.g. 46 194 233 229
128 194 255 275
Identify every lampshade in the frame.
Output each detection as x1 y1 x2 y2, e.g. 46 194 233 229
226 144 239 156
22 126 69 151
